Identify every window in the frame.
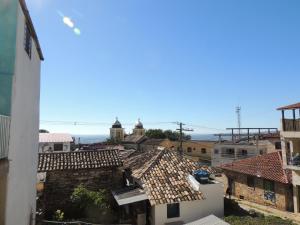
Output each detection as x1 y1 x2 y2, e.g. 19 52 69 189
193 148 196 151
167 203 180 218
187 147 192 153
275 142 282 150
264 180 275 202
24 22 32 58
54 143 63 151
259 150 264 155
264 180 274 192
201 148 207 154
241 149 248 156
247 176 255 188
226 148 234 155
214 149 219 154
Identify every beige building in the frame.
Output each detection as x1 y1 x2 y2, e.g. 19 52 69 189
110 117 125 142
212 131 281 167
171 140 215 162
278 102 300 214
39 133 73 152
132 119 145 136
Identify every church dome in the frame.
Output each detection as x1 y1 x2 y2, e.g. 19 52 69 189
112 117 122 128
135 118 143 129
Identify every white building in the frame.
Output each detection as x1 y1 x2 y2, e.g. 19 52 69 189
212 128 281 167
278 102 300 213
39 133 73 152
0 0 43 224
114 148 224 225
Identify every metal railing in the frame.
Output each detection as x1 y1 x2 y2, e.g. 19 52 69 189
0 115 10 159
286 152 300 167
283 119 300 131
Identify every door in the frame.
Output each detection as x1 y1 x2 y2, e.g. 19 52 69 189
228 177 235 196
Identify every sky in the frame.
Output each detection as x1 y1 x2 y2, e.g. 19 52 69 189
27 0 300 135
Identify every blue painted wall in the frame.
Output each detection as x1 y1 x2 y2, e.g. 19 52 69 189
0 0 18 116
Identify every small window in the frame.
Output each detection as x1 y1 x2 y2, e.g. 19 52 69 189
193 148 196 151
214 149 219 154
275 142 282 150
264 180 275 192
259 150 264 155
24 22 32 58
226 148 234 155
201 148 206 154
187 147 192 153
54 143 63 151
241 149 248 156
167 203 180 218
247 176 255 188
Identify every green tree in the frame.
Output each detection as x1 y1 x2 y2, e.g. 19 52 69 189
39 129 49 133
145 129 166 139
70 184 109 210
146 129 191 141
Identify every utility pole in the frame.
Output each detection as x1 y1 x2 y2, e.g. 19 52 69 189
175 122 193 155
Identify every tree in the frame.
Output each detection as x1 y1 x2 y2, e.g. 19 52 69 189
145 129 191 141
70 184 109 210
39 129 49 133
145 129 166 139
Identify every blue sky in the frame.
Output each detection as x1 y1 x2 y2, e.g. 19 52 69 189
27 0 300 135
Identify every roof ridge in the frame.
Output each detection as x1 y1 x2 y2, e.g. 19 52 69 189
137 149 166 179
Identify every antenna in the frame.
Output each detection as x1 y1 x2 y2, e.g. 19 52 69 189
236 106 241 138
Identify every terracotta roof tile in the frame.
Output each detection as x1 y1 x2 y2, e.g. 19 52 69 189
38 150 122 172
125 149 211 206
277 102 300 110
220 151 291 184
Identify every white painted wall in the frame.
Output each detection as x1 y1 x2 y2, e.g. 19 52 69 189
151 181 224 225
5 4 41 225
39 142 71 153
212 143 270 167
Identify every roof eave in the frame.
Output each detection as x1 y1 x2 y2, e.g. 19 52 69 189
19 0 44 60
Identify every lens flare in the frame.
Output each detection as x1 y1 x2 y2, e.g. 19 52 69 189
74 28 81 35
63 17 74 28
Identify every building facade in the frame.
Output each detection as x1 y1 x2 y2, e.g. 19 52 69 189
278 102 300 213
39 133 73 152
114 148 224 225
221 152 293 212
212 138 281 167
110 117 125 142
0 0 43 224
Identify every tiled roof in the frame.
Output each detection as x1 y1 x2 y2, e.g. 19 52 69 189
277 102 300 110
220 151 291 184
123 135 145 143
38 150 122 172
140 138 168 146
39 133 73 143
124 149 211 205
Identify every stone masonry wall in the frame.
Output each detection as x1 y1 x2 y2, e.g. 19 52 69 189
42 167 123 218
223 171 293 211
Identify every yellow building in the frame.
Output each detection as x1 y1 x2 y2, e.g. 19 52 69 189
159 140 215 162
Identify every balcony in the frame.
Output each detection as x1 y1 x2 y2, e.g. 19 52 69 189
286 151 300 170
0 115 10 159
282 119 300 132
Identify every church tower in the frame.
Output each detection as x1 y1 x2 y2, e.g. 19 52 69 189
110 117 125 142
133 118 145 136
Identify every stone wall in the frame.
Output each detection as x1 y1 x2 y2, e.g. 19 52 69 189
223 171 293 211
41 167 123 218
